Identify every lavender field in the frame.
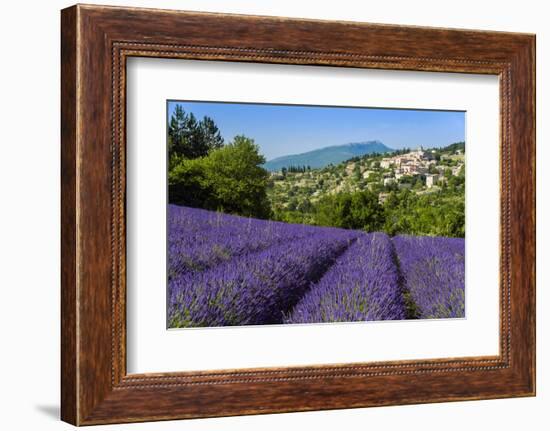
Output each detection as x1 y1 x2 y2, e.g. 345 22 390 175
167 204 465 328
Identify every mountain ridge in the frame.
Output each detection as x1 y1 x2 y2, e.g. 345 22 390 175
263 140 394 171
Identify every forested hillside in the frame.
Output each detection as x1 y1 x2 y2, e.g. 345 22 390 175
167 104 465 238
267 144 465 237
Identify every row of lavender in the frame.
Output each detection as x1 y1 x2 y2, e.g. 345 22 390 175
168 205 359 326
392 235 465 319
286 233 407 323
168 204 326 278
168 205 465 328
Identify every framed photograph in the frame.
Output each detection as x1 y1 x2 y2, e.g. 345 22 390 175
61 4 535 425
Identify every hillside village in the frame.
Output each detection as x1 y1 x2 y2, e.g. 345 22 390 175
267 143 465 215
167 103 466 238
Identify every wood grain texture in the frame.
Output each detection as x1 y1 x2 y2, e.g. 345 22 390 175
60 4 536 425
60 5 78 425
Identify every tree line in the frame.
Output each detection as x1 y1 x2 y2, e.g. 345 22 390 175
273 183 464 238
168 104 271 218
272 166 465 238
168 104 465 237
282 165 311 174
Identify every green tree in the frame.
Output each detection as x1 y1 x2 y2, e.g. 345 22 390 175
314 190 383 231
382 187 464 238
183 112 209 159
169 135 271 218
168 105 225 161
199 116 224 152
168 104 187 160
168 157 212 209
297 198 313 213
203 135 271 218
348 192 385 230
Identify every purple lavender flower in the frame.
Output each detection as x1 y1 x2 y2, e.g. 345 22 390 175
168 229 357 327
168 204 323 278
167 205 465 327
286 233 406 323
392 235 465 319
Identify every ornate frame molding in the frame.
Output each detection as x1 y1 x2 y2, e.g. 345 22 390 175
61 5 535 425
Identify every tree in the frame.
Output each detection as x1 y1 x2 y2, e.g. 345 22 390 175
168 157 212 209
348 191 385 231
205 135 271 218
183 112 209 159
287 199 298 212
314 191 383 232
167 104 225 161
297 198 313 213
381 187 464 238
168 104 187 159
170 135 272 218
199 116 224 151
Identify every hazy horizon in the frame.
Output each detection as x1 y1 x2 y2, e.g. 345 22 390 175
168 101 465 161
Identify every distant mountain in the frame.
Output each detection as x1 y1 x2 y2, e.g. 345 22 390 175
263 141 394 172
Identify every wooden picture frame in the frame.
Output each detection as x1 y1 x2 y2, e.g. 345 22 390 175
61 4 535 425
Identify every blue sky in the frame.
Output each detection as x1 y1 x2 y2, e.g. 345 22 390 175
168 101 465 161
